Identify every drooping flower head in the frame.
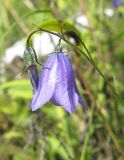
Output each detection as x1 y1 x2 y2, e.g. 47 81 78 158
30 52 86 113
28 65 39 95
23 46 39 94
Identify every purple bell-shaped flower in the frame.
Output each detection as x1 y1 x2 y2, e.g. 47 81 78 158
30 52 86 113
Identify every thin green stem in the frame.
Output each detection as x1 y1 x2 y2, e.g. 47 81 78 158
26 27 124 105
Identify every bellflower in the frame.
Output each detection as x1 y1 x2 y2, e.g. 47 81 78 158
30 52 86 113
28 65 39 95
112 0 121 7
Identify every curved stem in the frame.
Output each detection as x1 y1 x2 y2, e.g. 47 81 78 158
26 27 124 156
26 28 44 66
26 27 123 105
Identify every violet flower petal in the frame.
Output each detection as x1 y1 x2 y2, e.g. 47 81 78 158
78 94 87 110
63 53 86 110
50 95 60 106
113 0 121 7
30 54 58 111
50 53 79 113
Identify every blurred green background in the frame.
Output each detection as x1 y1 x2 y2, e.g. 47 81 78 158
0 0 124 160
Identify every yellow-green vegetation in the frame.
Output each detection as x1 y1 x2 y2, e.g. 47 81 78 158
0 0 124 160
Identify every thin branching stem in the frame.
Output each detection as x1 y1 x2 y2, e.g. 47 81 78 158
26 27 123 105
26 27 124 157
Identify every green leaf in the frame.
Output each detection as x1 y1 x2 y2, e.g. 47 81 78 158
28 18 80 37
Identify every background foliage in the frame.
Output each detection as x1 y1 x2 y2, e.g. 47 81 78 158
0 0 124 160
